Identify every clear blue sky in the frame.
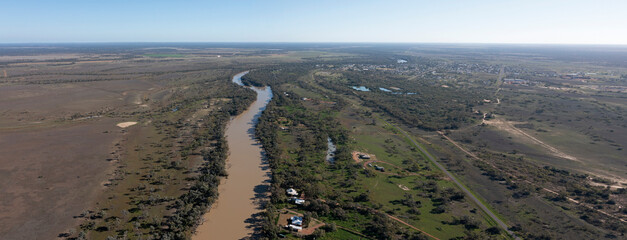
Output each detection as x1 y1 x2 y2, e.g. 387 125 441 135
2 0 626 44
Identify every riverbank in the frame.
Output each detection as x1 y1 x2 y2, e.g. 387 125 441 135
193 72 273 239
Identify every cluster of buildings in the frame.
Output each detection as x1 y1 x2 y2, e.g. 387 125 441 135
287 216 303 231
367 162 385 172
287 188 305 205
285 188 305 231
503 78 530 85
315 60 504 82
359 154 385 172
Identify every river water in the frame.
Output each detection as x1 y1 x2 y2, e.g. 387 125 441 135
326 137 336 163
193 71 272 240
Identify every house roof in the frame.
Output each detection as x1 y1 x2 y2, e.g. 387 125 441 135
286 188 298 195
290 216 303 225
289 224 303 230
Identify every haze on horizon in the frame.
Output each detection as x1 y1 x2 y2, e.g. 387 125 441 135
2 0 627 45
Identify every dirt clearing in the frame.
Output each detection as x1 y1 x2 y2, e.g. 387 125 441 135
484 117 579 162
116 121 137 128
351 151 374 163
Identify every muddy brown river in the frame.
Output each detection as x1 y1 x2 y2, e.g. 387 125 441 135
193 72 272 239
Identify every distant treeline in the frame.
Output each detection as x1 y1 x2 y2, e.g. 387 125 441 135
318 70 485 130
241 64 315 87
243 62 486 131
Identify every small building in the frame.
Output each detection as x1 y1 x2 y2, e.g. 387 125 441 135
288 224 303 231
293 198 305 205
375 165 385 171
286 188 298 196
290 216 303 226
359 154 371 159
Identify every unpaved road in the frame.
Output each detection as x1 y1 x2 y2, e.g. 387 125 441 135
494 65 505 96
385 213 441 240
484 117 579 162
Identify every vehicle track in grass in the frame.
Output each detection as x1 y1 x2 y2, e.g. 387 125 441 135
378 117 520 240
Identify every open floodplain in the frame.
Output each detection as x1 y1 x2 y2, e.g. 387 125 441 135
0 44 289 239
0 43 626 239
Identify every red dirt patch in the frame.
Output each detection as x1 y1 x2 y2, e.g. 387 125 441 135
277 209 326 236
352 151 374 163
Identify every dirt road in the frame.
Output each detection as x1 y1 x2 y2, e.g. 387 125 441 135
484 117 579 162
494 66 505 95
385 213 441 240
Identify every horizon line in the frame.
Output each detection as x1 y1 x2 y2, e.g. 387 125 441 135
1 41 627 47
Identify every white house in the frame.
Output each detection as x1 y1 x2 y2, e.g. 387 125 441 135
286 188 298 196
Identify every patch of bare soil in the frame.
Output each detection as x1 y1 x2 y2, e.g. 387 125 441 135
0 119 120 239
276 209 325 236
0 80 159 127
483 117 579 162
588 180 626 190
116 121 137 128
351 151 374 163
